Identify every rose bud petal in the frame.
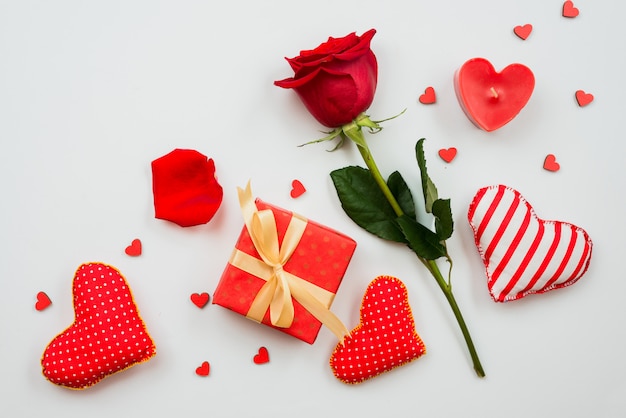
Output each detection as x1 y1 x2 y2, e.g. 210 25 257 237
151 149 223 227
275 29 378 128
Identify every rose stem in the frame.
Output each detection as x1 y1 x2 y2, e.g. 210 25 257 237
343 121 486 378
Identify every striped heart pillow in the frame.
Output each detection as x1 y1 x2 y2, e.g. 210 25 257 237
468 185 592 302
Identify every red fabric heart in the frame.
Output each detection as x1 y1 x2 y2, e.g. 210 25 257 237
329 276 425 384
125 238 142 256
253 347 270 364
514 24 532 40
151 149 223 227
190 292 210 308
543 154 560 172
41 263 156 389
562 1 579 18
454 58 535 131
35 291 52 311
468 185 593 302
290 179 306 198
196 361 210 376
575 90 594 107
438 147 457 163
418 86 436 104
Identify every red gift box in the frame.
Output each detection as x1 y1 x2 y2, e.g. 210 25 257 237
212 184 356 344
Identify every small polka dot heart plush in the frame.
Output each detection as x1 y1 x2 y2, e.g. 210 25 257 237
329 276 426 384
41 263 156 389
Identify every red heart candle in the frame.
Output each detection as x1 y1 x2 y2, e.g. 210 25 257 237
454 58 535 132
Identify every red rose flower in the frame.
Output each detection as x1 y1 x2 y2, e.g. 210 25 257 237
151 149 223 227
274 29 378 128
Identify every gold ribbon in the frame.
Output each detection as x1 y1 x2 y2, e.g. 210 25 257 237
229 182 349 342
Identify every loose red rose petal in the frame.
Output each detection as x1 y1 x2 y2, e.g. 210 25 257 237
151 149 223 227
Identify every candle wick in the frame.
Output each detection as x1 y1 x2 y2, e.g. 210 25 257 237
490 87 498 99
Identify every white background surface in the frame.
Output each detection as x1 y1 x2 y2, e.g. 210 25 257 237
1 1 625 417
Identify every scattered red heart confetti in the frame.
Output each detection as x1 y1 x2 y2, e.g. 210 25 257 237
253 347 270 364
41 263 156 389
438 147 457 163
454 58 535 132
514 24 532 40
575 90 594 107
418 86 436 104
290 179 306 198
468 185 593 302
562 1 579 18
195 361 210 376
35 291 52 311
190 292 210 308
125 238 142 256
330 276 426 384
543 154 561 172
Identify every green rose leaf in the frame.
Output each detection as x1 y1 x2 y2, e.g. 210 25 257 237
396 215 447 260
387 170 416 219
415 138 438 213
330 166 407 243
432 198 454 241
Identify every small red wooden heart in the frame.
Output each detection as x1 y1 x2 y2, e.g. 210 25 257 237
330 276 426 384
41 263 156 389
454 58 535 132
125 238 142 256
562 1 579 18
35 291 52 311
190 292 210 308
514 24 532 40
438 147 457 163
543 154 560 172
468 185 593 302
575 90 594 107
290 179 306 198
253 347 270 364
418 86 436 104
196 361 210 376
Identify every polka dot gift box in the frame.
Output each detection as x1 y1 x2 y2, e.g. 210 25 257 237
41 263 156 389
212 183 357 344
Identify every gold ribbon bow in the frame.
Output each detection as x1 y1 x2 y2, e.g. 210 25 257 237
228 182 349 342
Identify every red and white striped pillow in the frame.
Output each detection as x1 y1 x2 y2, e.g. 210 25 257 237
468 185 593 302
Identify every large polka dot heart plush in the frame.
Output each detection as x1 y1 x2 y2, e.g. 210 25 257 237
329 276 426 384
468 185 593 302
41 263 156 389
